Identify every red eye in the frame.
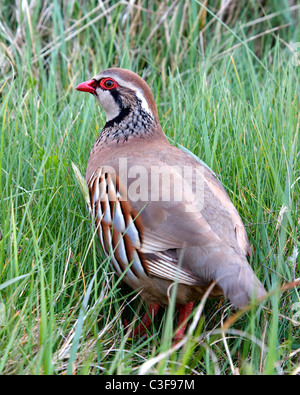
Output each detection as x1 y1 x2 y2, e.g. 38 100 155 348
100 78 118 90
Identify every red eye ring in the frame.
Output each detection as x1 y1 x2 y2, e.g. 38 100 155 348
100 78 118 90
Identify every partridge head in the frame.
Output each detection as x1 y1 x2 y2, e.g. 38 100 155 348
76 68 266 340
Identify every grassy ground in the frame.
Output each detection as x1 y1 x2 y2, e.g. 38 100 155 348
0 0 299 375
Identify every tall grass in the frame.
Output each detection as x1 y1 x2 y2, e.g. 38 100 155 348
0 0 299 374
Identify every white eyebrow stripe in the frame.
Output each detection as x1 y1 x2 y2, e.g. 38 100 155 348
95 74 153 117
135 90 151 115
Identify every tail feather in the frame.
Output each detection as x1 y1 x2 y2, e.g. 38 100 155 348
179 246 266 309
215 258 266 309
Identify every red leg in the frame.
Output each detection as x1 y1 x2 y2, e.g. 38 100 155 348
124 303 160 338
133 303 160 336
174 301 194 342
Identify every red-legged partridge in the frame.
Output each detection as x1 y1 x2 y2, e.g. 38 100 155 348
76 68 266 339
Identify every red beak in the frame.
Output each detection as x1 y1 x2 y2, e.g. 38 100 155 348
75 79 96 94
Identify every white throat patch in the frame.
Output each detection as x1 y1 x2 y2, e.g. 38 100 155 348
95 88 120 121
